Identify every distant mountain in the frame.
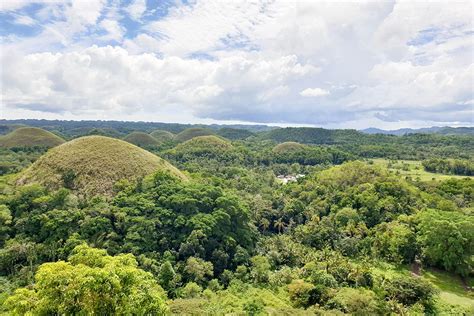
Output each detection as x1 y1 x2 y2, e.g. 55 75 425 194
361 126 474 136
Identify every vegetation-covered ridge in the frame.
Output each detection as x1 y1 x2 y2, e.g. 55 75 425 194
0 127 64 149
17 136 186 197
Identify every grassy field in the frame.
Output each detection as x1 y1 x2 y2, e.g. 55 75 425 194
371 262 474 311
423 269 474 309
369 158 473 181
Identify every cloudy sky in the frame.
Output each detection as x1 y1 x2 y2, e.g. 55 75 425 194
1 0 473 129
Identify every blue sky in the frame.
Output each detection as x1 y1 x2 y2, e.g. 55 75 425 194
1 0 473 129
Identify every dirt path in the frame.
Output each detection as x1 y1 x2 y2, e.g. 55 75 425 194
411 261 421 276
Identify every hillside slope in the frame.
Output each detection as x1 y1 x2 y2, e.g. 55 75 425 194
150 130 175 142
123 132 160 147
18 136 186 196
175 128 215 142
0 127 65 148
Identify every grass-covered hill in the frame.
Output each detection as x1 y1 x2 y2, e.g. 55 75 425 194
17 136 186 197
165 135 241 167
123 132 160 147
175 135 232 152
150 130 175 142
272 142 307 154
175 128 215 142
0 127 65 148
170 135 235 159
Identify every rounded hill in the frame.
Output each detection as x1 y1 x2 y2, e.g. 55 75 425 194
171 136 237 161
150 130 175 142
175 128 215 142
0 127 65 148
123 132 160 147
17 136 186 197
272 142 307 154
176 135 232 151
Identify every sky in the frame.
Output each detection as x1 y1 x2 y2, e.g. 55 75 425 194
0 0 473 129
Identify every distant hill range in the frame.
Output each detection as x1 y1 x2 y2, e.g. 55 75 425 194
361 126 474 136
0 119 275 137
1 120 472 140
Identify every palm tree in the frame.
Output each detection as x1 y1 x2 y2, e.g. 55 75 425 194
259 218 270 232
273 218 287 233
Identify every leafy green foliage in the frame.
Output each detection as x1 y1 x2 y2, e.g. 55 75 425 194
3 244 168 315
416 210 473 276
287 279 316 308
328 287 383 315
371 220 417 264
383 275 437 308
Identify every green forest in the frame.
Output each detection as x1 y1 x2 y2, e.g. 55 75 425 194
0 121 472 315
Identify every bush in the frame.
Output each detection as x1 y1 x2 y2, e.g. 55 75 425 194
243 297 265 315
328 287 383 315
181 282 202 299
383 276 437 307
288 279 316 308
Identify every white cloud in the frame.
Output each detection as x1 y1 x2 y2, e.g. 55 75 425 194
145 1 265 56
99 19 125 41
13 14 36 25
125 0 146 21
300 88 330 97
374 1 473 60
68 0 105 25
1 0 108 53
123 34 162 54
0 0 36 12
1 46 316 120
1 0 473 128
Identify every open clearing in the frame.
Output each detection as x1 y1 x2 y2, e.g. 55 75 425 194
369 159 473 181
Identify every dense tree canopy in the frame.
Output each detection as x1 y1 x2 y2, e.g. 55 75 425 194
0 122 473 315
4 244 168 315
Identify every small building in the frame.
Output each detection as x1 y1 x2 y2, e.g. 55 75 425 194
276 174 305 184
